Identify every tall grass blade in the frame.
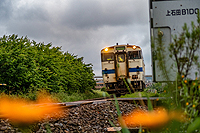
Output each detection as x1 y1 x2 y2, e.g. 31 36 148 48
114 95 130 133
138 126 142 133
108 119 121 133
146 94 153 111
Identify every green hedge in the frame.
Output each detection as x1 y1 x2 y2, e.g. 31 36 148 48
0 34 95 94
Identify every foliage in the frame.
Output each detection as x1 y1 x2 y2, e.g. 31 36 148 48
0 34 95 94
100 87 106 92
92 89 110 97
151 31 170 81
120 91 159 98
169 12 200 127
151 12 200 132
169 13 200 79
51 90 105 102
0 89 107 103
145 82 163 93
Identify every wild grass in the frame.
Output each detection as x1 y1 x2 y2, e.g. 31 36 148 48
120 91 159 98
51 90 109 102
0 89 108 103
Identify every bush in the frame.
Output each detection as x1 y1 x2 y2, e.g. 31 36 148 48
0 34 95 94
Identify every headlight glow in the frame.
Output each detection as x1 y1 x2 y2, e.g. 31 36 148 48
133 45 137 50
105 47 108 51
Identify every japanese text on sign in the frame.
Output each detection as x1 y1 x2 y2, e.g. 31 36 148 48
166 8 199 16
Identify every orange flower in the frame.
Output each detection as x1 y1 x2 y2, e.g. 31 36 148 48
181 75 184 78
184 80 187 83
0 94 64 124
186 102 189 106
193 105 196 108
121 107 184 129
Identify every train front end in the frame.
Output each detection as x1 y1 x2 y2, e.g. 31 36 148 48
101 44 145 95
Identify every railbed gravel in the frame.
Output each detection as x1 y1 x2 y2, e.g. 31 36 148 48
0 101 147 133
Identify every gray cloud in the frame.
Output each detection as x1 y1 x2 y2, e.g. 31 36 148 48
0 0 152 76
0 0 13 25
62 0 148 29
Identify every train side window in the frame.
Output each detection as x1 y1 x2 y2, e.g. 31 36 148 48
101 53 114 62
139 51 142 59
128 51 141 59
117 54 125 62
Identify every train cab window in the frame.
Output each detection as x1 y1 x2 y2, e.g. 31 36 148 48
101 53 114 62
117 54 125 62
128 51 141 59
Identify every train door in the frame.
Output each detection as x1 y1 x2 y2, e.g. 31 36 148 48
115 53 127 79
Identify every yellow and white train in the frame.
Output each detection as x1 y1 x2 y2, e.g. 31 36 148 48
101 43 145 95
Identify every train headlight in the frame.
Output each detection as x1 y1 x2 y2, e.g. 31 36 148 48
133 45 137 50
105 47 108 51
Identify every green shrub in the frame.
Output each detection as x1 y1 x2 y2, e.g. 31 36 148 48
0 34 95 94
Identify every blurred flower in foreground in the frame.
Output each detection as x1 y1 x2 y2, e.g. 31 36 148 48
0 93 64 124
121 107 184 129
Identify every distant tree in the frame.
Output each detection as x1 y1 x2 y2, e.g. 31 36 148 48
0 34 95 94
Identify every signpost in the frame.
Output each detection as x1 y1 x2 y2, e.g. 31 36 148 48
150 0 200 82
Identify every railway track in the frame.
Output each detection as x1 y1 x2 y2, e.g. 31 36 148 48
58 97 165 108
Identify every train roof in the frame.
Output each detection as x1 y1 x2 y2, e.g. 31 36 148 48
101 44 141 52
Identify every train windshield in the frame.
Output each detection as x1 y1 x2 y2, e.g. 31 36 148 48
117 54 125 62
101 53 114 62
128 51 141 59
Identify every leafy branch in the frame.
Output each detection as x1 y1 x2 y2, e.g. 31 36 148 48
169 12 200 79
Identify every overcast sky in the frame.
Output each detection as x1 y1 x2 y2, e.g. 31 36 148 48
0 0 151 76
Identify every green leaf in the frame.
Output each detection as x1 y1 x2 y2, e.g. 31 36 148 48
187 117 200 133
